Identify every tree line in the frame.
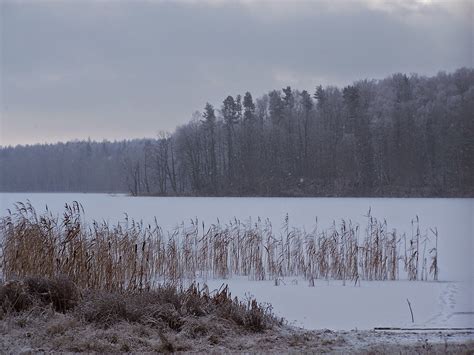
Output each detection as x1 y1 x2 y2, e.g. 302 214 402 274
1 68 472 197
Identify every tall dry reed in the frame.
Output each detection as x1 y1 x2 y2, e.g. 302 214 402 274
0 202 439 291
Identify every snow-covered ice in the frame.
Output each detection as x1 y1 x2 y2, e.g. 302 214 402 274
200 278 473 330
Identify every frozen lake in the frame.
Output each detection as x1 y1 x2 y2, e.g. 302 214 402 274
1 193 472 282
0 193 472 330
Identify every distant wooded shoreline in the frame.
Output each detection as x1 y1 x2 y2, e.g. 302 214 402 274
1 68 472 198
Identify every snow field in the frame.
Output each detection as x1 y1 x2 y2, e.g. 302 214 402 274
200 277 473 330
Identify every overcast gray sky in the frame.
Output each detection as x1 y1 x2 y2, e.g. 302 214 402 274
0 0 472 146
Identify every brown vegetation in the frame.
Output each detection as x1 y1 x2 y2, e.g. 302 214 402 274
0 275 288 352
0 276 277 334
0 202 439 291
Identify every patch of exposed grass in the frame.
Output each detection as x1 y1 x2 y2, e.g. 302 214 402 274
0 276 279 334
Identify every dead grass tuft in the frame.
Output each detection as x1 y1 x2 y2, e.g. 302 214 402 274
74 282 277 333
25 276 79 312
0 276 78 315
0 280 33 313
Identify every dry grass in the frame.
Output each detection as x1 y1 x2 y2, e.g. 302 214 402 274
0 275 286 353
0 302 472 353
0 202 439 291
0 276 278 334
0 276 78 315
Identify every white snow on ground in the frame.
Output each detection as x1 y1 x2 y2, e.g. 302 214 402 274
200 278 473 331
1 193 472 331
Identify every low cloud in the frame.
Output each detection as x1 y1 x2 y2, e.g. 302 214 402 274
1 0 471 146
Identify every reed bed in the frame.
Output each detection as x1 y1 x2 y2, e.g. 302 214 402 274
0 202 439 291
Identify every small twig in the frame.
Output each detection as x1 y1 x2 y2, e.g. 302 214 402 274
406 298 414 323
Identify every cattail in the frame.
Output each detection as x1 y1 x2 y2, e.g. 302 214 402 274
0 203 440 290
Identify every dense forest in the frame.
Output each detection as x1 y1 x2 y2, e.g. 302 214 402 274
1 69 473 197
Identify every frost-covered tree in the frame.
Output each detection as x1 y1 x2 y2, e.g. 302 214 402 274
1 68 472 197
